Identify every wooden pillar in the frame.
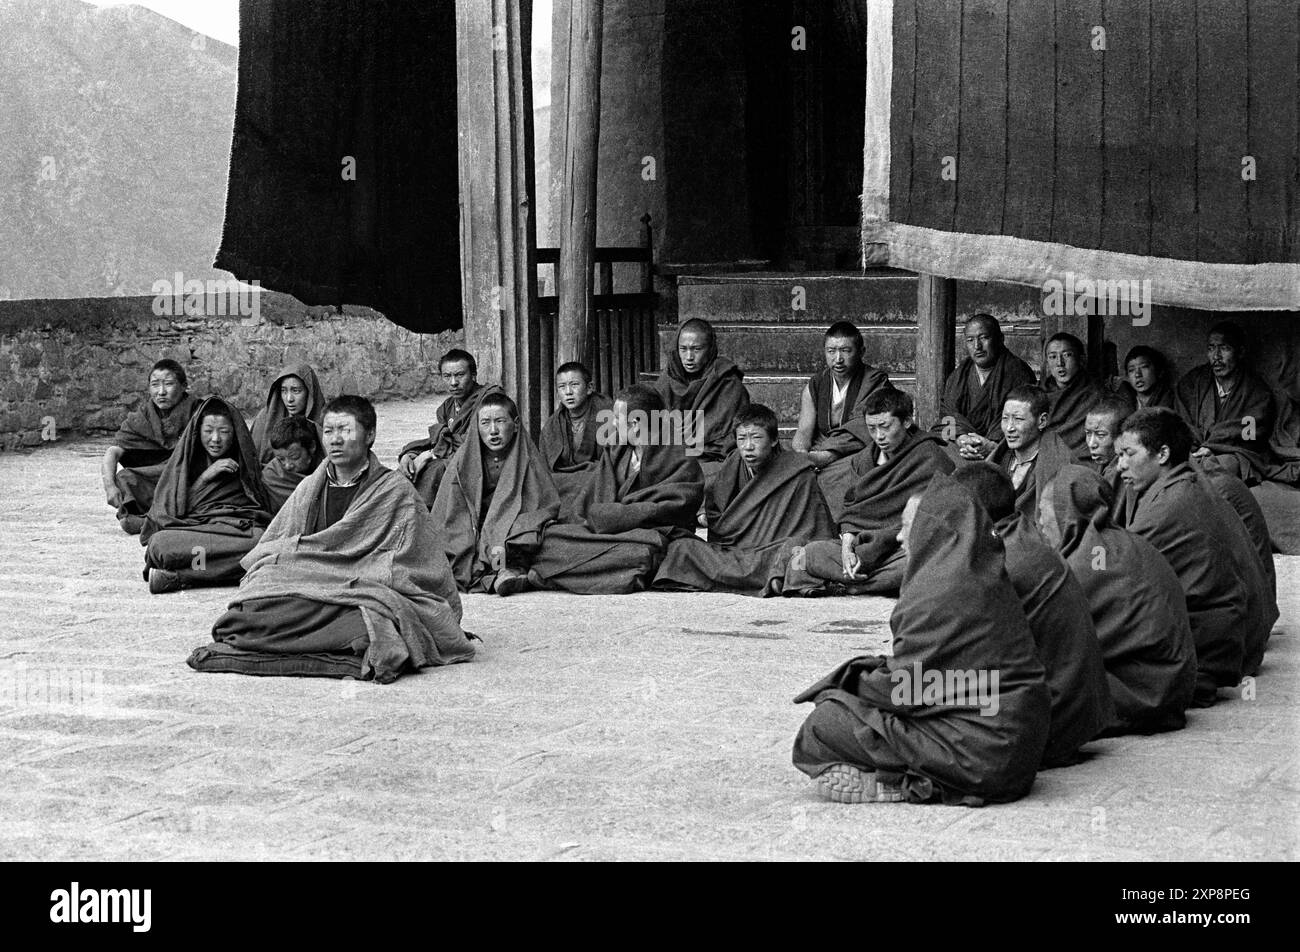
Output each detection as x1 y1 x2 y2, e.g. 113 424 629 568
556 0 603 365
456 0 544 436
915 274 956 429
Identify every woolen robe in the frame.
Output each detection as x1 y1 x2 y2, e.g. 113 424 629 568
1047 465 1196 735
783 430 954 596
110 391 199 523
1175 364 1277 484
141 396 274 587
652 446 833 595
400 382 505 507
996 513 1115 767
192 453 475 683
652 331 750 484
248 361 328 464
1043 371 1107 462
1117 463 1258 705
934 348 1037 443
791 476 1052 806
806 363 895 514
430 425 560 593
537 393 615 521
261 439 326 514
527 442 704 595
987 427 1074 519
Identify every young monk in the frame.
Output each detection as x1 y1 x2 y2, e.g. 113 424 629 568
399 350 504 507
1115 408 1269 706
986 385 1074 517
951 464 1114 768
527 385 704 594
248 361 327 464
652 318 750 486
791 475 1051 805
1175 321 1277 484
782 388 953 597
538 361 614 519
431 393 560 595
101 359 199 535
936 313 1036 461
652 404 834 595
1041 332 1106 461
792 321 894 514
1124 345 1175 409
261 416 325 513
140 395 274 594
189 396 475 683
1037 465 1197 735
1083 392 1136 499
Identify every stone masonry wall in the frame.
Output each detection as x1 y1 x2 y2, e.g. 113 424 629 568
0 291 463 452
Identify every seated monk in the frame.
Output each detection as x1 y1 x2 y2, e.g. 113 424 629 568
141 395 273 594
261 416 325 513
1037 465 1196 735
101 358 199 535
189 396 476 683
652 404 834 596
248 361 327 465
538 361 614 520
987 385 1074 518
936 313 1036 462
791 476 1051 805
1083 392 1136 501
1115 408 1269 706
1175 321 1277 485
527 385 704 595
399 349 504 508
431 393 560 595
1125 345 1176 410
951 464 1114 768
1041 332 1107 461
792 320 895 516
652 318 750 488
783 388 953 597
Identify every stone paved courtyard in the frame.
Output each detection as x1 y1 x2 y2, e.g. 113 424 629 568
1 397 1296 861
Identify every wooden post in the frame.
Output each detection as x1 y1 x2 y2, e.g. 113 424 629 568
915 274 956 429
556 0 603 365
455 0 544 437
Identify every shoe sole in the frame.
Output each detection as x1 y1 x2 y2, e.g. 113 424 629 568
815 763 905 803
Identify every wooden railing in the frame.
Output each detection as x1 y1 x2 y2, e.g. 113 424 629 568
535 214 659 417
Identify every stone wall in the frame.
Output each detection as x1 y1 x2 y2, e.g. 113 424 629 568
0 291 463 452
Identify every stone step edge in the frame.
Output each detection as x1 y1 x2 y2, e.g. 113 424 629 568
676 269 915 285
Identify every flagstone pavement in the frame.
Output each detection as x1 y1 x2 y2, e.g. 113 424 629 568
1 397 1296 861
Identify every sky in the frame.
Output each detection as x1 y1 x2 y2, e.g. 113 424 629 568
88 0 240 46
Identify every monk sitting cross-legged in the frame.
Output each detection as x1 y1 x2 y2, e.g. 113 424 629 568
141 395 274 594
934 313 1037 462
537 360 613 520
188 395 476 683
261 416 325 514
431 393 561 596
791 475 1051 806
652 404 834 596
781 388 953 597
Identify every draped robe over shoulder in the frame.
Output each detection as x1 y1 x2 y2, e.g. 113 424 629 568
110 391 199 523
538 393 614 520
1176 365 1276 484
935 349 1036 443
261 440 326 513
248 361 327 464
791 477 1051 806
400 382 505 506
806 363 895 514
653 324 750 467
988 428 1074 519
1043 372 1107 462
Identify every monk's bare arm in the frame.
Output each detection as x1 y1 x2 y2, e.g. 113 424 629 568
100 445 124 505
791 386 816 454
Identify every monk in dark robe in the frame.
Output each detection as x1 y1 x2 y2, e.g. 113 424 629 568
1037 465 1196 735
141 395 273 593
101 359 199 535
1175 321 1277 485
431 393 560 595
952 464 1114 768
1124 345 1176 410
399 349 504 508
652 404 833 596
792 321 895 516
791 476 1051 806
527 385 704 595
1042 333 1107 461
1115 409 1266 706
652 318 750 487
935 313 1036 462
987 385 1074 518
783 388 953 597
261 416 325 513
248 361 327 464
538 361 614 520
189 396 475 683
1083 392 1136 501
